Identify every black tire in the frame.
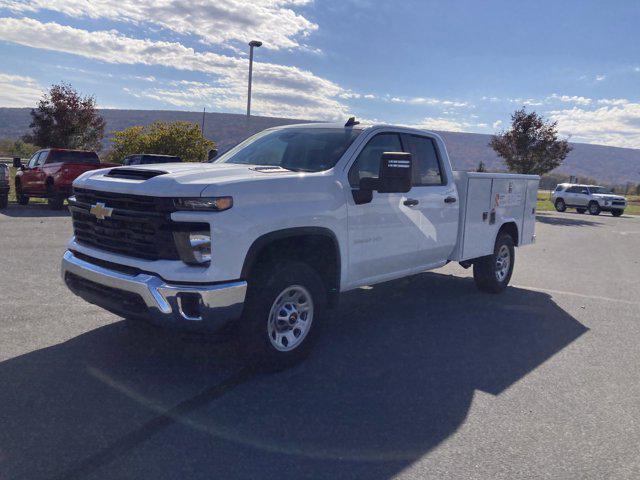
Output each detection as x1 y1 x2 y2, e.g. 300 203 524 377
554 198 566 212
576 208 586 214
588 201 601 216
0 194 7 209
47 183 64 210
16 184 29 205
473 232 515 294
239 260 326 371
611 209 623 217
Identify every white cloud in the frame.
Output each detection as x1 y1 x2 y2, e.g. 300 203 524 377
549 103 640 149
0 72 42 107
595 74 606 82
509 98 543 106
411 117 481 132
387 96 470 108
492 120 503 130
0 0 317 50
549 93 592 105
597 98 629 106
0 17 347 119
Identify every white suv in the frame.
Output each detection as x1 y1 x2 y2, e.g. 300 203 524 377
552 184 627 216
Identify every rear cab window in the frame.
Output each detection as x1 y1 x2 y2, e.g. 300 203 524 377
404 134 444 186
46 151 99 164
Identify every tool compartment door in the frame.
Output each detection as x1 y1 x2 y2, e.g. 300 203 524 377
461 177 493 260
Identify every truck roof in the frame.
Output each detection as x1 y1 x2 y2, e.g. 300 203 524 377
266 121 442 138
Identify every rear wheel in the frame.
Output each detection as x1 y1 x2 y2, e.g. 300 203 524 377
0 194 7 209
554 198 566 212
473 233 515 294
612 209 623 217
588 201 601 216
239 260 326 371
576 208 586 214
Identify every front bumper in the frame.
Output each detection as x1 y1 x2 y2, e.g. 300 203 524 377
61 250 247 331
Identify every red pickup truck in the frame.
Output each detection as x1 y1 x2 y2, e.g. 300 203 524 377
15 149 118 209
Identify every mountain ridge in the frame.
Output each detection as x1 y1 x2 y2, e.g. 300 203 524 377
1 107 638 184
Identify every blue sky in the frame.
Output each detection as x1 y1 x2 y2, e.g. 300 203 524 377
0 0 638 148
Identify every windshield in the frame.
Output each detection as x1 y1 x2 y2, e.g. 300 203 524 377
214 128 362 172
589 186 612 194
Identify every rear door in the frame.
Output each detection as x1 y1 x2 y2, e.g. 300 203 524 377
402 133 459 265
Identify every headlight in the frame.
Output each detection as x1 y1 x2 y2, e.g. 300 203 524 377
173 230 211 265
174 197 232 211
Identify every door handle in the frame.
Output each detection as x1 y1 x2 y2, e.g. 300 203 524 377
403 198 419 207
444 196 457 204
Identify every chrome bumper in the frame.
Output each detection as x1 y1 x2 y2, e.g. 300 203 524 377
61 250 247 331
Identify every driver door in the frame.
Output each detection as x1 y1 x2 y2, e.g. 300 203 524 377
345 132 422 286
21 151 43 193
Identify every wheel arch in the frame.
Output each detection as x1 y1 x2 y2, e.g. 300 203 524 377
497 221 519 246
241 227 342 307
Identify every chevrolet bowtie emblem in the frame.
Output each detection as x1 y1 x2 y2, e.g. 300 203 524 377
89 202 113 220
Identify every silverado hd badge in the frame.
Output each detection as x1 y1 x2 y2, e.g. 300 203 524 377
89 202 113 220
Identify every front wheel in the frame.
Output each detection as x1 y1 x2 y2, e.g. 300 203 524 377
473 233 515 294
16 184 29 205
554 198 566 212
611 209 623 217
588 201 601 216
239 260 326 371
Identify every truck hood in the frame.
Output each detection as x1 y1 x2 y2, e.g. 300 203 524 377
73 162 302 197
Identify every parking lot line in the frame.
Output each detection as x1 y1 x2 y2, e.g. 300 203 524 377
513 284 640 306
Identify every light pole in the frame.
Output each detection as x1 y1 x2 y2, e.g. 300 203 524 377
246 40 262 117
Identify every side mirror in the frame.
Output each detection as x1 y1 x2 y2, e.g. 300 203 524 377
12 157 22 169
376 152 412 193
352 152 413 204
207 148 218 162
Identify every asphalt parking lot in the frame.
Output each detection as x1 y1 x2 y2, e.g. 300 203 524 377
1 205 639 480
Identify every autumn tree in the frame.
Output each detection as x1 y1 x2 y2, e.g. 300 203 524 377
24 83 105 151
106 121 215 163
490 108 572 175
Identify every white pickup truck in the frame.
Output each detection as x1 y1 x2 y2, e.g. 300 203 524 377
62 121 539 368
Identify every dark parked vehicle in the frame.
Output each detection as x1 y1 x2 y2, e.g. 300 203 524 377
0 163 9 209
14 149 118 209
122 154 182 166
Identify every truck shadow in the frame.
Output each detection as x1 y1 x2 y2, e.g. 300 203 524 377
536 213 600 227
0 272 587 480
0 202 71 218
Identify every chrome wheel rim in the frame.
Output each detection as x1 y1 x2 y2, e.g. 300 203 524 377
267 285 314 352
495 245 511 282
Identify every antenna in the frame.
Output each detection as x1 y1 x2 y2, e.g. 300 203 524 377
345 116 360 127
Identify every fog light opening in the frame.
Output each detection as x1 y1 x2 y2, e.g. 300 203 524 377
177 293 203 321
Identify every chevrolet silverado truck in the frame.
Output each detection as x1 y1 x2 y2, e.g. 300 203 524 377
61 121 539 369
552 183 627 216
15 149 118 209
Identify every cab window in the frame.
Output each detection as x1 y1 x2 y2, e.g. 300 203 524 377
27 151 42 168
348 133 403 187
405 135 444 186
